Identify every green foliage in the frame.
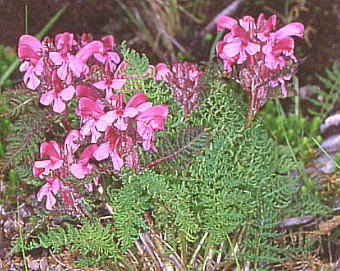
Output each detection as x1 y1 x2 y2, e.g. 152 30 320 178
108 174 151 250
261 99 322 160
28 219 121 267
15 164 41 186
120 41 150 78
100 79 328 268
308 61 340 117
6 41 331 269
0 107 49 171
120 41 172 105
140 126 212 172
0 83 41 119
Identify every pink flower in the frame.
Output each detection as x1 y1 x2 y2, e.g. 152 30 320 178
93 35 121 72
76 40 103 64
221 24 260 64
49 52 85 80
93 77 126 100
102 92 147 131
40 70 75 113
216 13 304 126
78 97 108 143
94 127 124 171
76 84 101 101
263 22 304 70
256 13 277 42
54 32 76 51
18 35 44 90
154 63 171 81
216 41 236 72
136 105 168 151
33 140 63 178
37 177 61 210
49 32 87 80
275 22 304 41
217 16 238 30
64 130 82 164
70 144 98 179
270 74 292 97
263 37 295 70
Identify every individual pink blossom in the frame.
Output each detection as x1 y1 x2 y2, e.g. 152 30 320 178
94 127 124 171
64 130 83 164
49 32 101 80
274 22 304 41
48 32 84 80
263 22 304 69
154 63 171 82
37 177 61 210
92 61 126 100
93 76 126 100
102 92 147 131
263 37 295 70
216 41 237 72
70 144 98 179
270 74 292 97
220 24 261 64
18 35 44 90
76 84 101 101
76 40 103 64
93 35 121 72
77 97 111 142
33 140 63 178
79 33 94 47
40 69 75 113
136 105 169 151
217 16 238 30
256 14 277 42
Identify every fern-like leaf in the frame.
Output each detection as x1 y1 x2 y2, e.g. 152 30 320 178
308 61 340 117
0 83 41 118
140 126 211 172
0 108 50 171
120 41 150 78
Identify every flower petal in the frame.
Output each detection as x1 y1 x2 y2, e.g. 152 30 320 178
94 142 110 161
40 91 54 106
59 85 75 101
217 16 238 31
53 96 66 113
275 22 304 40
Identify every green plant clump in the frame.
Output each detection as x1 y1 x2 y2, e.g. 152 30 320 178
9 46 330 270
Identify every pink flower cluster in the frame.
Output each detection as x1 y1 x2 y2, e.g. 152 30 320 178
33 130 97 210
19 32 169 210
154 61 203 119
216 14 304 125
18 32 122 113
77 88 168 171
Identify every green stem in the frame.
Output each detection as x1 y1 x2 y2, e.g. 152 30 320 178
209 30 225 62
275 100 312 188
226 231 240 271
16 181 28 270
25 1 28 34
312 137 340 169
180 231 187 267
